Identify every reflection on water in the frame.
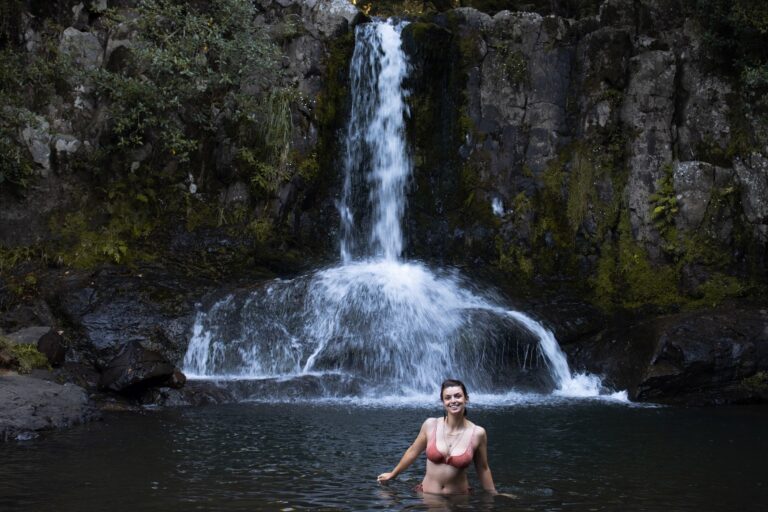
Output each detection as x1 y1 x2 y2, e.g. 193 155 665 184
2 402 767 511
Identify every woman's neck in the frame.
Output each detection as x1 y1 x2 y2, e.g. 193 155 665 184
443 415 465 429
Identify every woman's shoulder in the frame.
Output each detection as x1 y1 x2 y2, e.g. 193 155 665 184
468 421 487 438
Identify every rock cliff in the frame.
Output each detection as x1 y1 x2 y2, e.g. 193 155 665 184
1 0 767 409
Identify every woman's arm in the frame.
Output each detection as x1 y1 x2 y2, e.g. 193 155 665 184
474 428 497 494
377 418 430 483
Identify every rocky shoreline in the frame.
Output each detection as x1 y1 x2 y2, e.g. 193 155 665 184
0 371 97 441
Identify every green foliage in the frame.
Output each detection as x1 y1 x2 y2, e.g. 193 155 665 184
94 0 289 170
0 336 50 374
54 178 158 267
37 0 300 268
0 21 72 110
566 130 628 236
742 371 768 393
57 212 128 267
498 47 527 86
565 149 596 233
239 148 286 195
296 151 320 180
248 218 273 242
496 235 534 278
611 212 682 309
235 88 298 195
0 246 42 274
688 0 768 112
649 164 679 237
692 273 746 308
0 22 72 190
0 130 34 188
269 13 303 43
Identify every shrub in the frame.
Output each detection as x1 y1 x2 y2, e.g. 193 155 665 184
0 336 50 374
94 0 289 168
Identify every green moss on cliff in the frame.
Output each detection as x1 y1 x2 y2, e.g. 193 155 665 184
314 29 355 201
615 213 681 309
649 164 679 238
403 20 498 261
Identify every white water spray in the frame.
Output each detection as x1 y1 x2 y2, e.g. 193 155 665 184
183 19 623 402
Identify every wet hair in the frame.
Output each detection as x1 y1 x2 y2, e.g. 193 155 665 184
440 379 468 417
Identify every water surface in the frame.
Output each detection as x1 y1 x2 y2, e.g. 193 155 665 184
2 401 767 511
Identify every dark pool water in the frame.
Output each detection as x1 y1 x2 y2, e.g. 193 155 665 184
2 400 767 511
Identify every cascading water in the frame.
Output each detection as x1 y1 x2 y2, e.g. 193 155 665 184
340 22 411 263
183 19 625 402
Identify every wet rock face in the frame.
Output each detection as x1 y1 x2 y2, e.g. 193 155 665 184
566 305 768 405
672 161 734 233
54 267 208 370
621 49 677 248
98 341 177 393
396 1 767 304
467 9 575 187
734 154 768 243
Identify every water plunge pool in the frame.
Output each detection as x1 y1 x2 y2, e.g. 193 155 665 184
3 400 767 511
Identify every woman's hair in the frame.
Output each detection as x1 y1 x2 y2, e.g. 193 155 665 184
440 379 469 417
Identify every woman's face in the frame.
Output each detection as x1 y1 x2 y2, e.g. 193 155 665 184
442 385 467 415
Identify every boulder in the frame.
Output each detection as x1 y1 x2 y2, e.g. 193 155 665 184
5 326 51 345
98 341 176 393
0 374 98 442
566 304 768 405
55 267 202 369
21 116 52 172
37 330 66 367
300 0 363 39
53 134 82 159
140 380 236 407
59 27 104 71
167 368 187 389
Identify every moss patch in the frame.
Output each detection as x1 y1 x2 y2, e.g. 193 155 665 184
742 371 768 394
0 336 50 374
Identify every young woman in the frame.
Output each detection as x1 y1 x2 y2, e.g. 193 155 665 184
377 379 497 494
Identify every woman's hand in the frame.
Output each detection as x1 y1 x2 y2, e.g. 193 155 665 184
377 472 395 483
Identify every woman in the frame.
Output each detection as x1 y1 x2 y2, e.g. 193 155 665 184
377 379 497 494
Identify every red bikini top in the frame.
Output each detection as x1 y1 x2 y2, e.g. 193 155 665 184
426 420 476 469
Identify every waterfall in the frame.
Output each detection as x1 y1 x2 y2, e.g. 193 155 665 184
183 19 623 402
340 21 411 263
